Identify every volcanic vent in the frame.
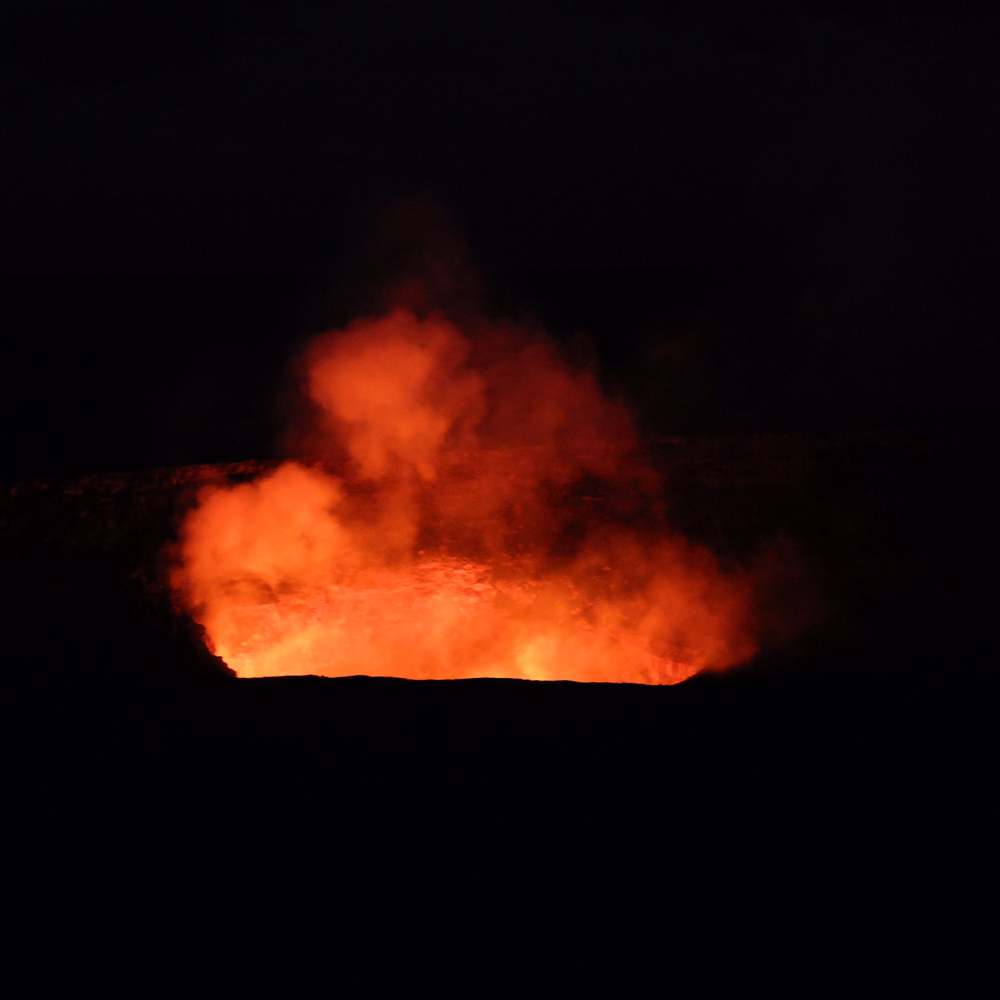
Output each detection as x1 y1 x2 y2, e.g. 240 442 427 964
169 304 763 683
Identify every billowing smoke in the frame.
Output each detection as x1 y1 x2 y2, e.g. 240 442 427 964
170 237 768 683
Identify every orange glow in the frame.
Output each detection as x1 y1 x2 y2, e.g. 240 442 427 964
170 307 760 683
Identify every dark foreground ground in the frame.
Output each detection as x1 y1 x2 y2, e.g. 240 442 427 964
0 671 993 961
0 432 994 945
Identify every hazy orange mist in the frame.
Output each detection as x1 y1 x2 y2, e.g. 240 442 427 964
170 307 760 682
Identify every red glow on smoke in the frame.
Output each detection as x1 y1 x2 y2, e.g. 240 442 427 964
171 305 761 683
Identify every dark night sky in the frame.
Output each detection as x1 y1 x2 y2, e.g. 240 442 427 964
2 1 996 274
1 2 998 476
0 8 995 877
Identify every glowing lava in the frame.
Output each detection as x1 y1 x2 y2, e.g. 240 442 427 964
170 307 759 683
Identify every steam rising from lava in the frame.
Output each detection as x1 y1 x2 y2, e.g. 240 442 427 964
170 305 760 683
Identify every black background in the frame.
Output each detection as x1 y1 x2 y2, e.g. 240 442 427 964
0 3 995 942
1 1 998 478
